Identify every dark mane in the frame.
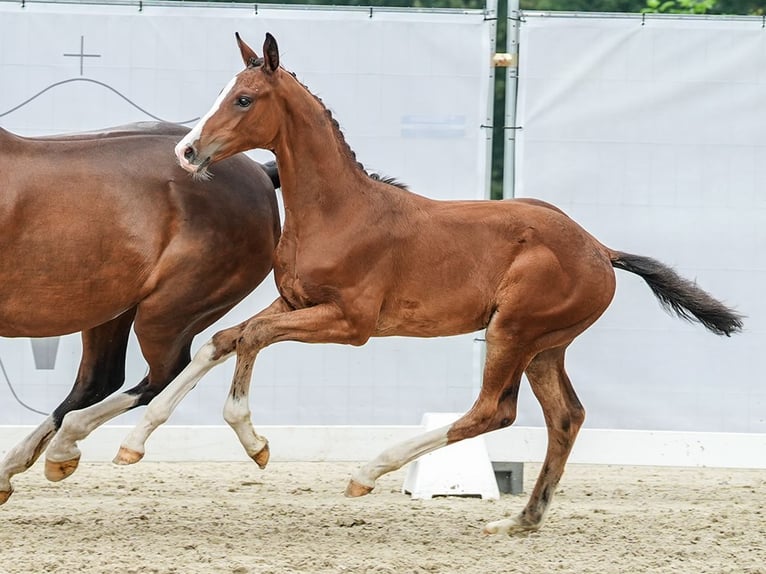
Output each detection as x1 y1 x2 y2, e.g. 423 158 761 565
368 173 409 190
286 69 407 191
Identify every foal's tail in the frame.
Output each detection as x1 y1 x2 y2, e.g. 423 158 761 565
610 252 744 337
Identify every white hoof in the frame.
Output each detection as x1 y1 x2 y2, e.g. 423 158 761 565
483 516 540 535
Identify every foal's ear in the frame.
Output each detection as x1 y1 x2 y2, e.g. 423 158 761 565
263 32 279 73
235 32 260 68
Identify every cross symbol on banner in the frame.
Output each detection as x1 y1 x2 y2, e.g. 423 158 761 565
63 36 101 76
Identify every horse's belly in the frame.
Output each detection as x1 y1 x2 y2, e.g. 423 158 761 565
0 256 143 337
0 289 136 338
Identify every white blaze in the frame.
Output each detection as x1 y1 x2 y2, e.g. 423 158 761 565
175 75 239 172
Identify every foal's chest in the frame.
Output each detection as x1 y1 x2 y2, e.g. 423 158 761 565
273 238 322 309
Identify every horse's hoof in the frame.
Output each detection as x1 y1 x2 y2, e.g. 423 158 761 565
252 443 270 470
0 488 13 505
112 446 144 466
44 456 81 482
344 479 374 498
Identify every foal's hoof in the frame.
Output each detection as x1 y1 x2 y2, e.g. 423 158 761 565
344 479 374 498
44 456 80 482
252 443 270 470
0 488 13 505
483 517 540 536
113 446 144 466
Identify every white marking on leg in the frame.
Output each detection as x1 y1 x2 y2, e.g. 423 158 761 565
484 515 541 535
120 340 232 456
223 394 268 460
175 75 238 171
46 393 138 463
0 417 57 495
351 425 451 489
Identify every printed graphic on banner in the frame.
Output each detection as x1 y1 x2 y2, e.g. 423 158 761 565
0 2 492 426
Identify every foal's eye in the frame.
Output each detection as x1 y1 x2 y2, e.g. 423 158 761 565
236 96 253 108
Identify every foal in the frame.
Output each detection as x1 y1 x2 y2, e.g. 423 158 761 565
117 35 742 534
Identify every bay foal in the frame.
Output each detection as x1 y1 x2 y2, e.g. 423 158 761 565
0 122 279 503
118 35 742 534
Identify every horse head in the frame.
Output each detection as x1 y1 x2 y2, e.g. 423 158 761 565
175 33 283 176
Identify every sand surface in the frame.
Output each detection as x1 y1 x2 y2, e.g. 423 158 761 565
0 461 764 574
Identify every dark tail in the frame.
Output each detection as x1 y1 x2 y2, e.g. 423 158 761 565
611 252 743 337
261 160 280 189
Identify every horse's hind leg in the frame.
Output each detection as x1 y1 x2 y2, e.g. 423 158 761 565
42 312 136 482
484 345 584 535
0 312 135 500
48 302 208 470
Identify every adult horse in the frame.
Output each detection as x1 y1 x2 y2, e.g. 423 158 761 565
117 34 742 534
0 121 280 504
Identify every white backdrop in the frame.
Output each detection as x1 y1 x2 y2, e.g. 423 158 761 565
0 1 494 425
514 13 763 433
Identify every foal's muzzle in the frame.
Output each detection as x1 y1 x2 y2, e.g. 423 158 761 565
175 142 210 174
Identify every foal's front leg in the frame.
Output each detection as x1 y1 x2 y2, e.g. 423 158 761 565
114 298 288 464
221 352 270 468
117 299 364 465
114 340 233 465
212 301 369 465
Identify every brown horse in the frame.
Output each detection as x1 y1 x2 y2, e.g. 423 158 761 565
0 122 280 504
117 34 742 534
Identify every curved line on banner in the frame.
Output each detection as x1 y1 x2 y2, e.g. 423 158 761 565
0 354 48 416
0 77 201 125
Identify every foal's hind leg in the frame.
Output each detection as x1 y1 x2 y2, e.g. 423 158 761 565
484 346 584 534
347 313 531 497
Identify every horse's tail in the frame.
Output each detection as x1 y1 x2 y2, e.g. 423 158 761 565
261 160 280 189
610 251 743 337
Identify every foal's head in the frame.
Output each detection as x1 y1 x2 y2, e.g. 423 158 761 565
176 33 283 176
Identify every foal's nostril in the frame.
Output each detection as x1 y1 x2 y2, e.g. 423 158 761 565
183 146 196 162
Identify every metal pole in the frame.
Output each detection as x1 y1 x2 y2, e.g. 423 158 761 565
503 0 520 199
483 0 498 201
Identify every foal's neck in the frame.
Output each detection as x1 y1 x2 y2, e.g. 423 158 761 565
272 75 373 219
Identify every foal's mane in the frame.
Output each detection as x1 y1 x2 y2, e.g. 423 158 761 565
283 68 408 191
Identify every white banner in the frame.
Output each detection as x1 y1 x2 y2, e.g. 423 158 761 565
0 1 493 425
514 13 763 433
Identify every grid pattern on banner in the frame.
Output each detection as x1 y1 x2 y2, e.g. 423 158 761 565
0 1 493 425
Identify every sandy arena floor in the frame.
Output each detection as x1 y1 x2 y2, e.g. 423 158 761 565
0 461 764 574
